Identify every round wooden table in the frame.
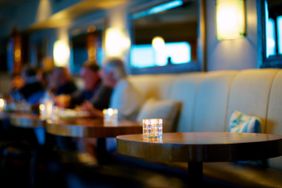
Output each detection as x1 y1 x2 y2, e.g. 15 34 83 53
8 113 46 145
46 118 142 138
117 132 282 182
9 113 44 128
46 118 142 164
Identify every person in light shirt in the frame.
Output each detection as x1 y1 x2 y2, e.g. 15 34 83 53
80 58 143 152
80 58 143 121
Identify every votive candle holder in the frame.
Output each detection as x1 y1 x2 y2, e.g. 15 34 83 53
103 108 118 126
0 98 5 112
142 118 163 138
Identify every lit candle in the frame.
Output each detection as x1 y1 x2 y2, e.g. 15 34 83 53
39 100 53 120
45 101 53 118
103 108 118 126
39 103 46 119
142 118 163 139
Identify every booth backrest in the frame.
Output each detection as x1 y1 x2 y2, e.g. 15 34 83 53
126 69 282 169
129 71 239 132
227 69 279 133
266 71 282 169
168 73 205 131
192 71 237 132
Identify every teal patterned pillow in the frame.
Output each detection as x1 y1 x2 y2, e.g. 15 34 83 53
229 111 267 167
229 111 261 133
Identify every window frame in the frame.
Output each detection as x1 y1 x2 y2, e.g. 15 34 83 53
257 0 282 68
128 0 206 74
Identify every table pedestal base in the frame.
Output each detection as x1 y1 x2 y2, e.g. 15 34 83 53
188 162 203 185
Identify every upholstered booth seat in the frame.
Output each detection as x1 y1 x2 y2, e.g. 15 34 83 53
111 69 282 187
204 162 282 188
171 162 282 187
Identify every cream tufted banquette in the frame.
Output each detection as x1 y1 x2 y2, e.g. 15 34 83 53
115 69 282 170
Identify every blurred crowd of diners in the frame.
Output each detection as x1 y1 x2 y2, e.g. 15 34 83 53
3 58 142 121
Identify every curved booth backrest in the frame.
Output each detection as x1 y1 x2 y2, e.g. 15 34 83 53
120 69 282 169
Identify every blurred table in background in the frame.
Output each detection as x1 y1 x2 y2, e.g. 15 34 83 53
10 113 43 128
46 118 142 164
46 118 141 138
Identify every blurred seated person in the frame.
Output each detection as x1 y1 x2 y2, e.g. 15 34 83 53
69 61 101 108
81 58 143 153
81 58 143 121
49 66 77 96
37 67 53 90
46 66 77 107
14 66 45 105
37 56 54 88
9 73 25 102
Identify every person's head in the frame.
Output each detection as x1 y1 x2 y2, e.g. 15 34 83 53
21 65 39 84
11 73 24 90
80 61 100 91
36 68 49 87
49 66 71 90
42 56 54 72
100 58 127 87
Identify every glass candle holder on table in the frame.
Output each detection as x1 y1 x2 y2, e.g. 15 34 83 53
103 108 118 126
39 100 53 120
142 119 163 139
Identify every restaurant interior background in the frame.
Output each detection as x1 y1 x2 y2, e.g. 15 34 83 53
0 0 266 95
0 0 282 187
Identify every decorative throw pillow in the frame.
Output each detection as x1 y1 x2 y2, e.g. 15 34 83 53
137 98 181 132
229 111 262 133
229 111 267 167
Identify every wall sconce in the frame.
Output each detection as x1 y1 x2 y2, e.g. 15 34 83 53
53 40 70 67
105 27 130 58
216 0 246 40
152 36 165 50
152 36 167 66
